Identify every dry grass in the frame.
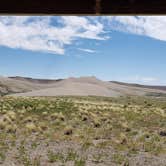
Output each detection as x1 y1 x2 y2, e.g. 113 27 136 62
0 96 165 165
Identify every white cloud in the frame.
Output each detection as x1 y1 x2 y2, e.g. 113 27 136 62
0 16 107 55
61 16 107 40
78 48 96 53
1 16 166 55
122 75 159 85
106 16 166 41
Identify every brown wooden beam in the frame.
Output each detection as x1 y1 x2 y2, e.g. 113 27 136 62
101 0 166 14
0 0 166 14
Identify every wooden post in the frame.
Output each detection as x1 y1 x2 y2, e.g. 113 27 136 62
95 0 101 14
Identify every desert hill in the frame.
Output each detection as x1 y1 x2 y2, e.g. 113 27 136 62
0 76 166 97
0 76 60 96
111 81 166 91
9 76 63 84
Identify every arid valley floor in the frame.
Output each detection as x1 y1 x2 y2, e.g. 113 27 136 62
0 96 166 166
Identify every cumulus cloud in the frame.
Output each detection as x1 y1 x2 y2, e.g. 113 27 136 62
1 16 166 55
0 16 107 55
78 48 96 53
106 16 166 41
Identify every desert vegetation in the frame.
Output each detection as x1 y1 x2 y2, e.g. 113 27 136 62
0 96 165 165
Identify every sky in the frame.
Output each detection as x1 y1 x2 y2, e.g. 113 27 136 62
0 16 166 85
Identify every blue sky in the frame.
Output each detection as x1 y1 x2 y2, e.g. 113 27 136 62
0 16 166 85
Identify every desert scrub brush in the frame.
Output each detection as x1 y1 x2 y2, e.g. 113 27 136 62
58 112 65 121
25 123 37 132
89 112 97 119
1 109 7 114
38 122 48 131
50 113 59 120
93 119 101 128
5 124 17 133
80 110 89 115
23 116 33 123
0 119 7 130
121 122 131 132
42 111 48 116
64 126 73 135
18 110 26 114
19 114 24 120
119 133 128 144
7 111 16 121
81 115 88 121
100 116 108 122
2 115 12 124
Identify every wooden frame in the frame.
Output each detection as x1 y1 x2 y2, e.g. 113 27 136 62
0 0 166 14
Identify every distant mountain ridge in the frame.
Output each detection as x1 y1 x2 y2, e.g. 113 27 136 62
9 76 63 84
0 76 166 97
0 76 63 96
110 81 166 91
